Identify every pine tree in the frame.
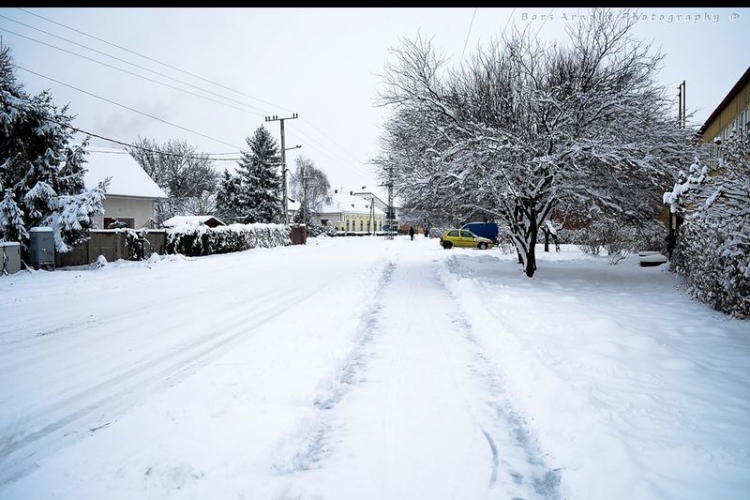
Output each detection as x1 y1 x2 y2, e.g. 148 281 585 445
215 169 244 224
235 125 282 224
0 45 107 263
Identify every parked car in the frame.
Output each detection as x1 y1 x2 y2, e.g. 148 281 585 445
439 229 494 250
461 222 499 244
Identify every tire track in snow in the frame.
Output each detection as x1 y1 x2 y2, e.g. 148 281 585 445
273 250 561 500
0 273 346 487
437 256 563 500
270 261 396 475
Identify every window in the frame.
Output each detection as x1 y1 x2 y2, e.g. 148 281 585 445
104 217 134 229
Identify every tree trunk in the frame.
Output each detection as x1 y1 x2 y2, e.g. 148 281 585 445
524 224 538 278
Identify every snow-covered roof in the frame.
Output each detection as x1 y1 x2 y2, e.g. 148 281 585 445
83 148 168 199
318 193 386 216
162 215 226 228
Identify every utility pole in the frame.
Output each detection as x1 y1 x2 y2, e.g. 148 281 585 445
302 165 310 227
265 113 298 224
386 166 395 240
678 81 686 129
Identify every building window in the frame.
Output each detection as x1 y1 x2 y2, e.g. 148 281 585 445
104 217 134 229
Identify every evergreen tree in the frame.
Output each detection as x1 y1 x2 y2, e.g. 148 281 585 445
235 125 282 224
0 46 107 263
215 169 244 224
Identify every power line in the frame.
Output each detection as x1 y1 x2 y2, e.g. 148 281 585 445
0 26 271 118
3 99 240 160
16 65 246 150
15 7 291 113
9 9 381 185
535 8 555 38
460 8 478 65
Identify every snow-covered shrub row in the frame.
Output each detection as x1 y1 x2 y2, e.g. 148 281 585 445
672 217 749 319
164 223 291 257
305 223 337 238
558 219 666 261
665 147 750 319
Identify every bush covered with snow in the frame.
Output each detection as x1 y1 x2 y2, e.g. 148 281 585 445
125 229 150 261
672 217 749 319
165 223 291 257
305 223 337 238
666 145 750 319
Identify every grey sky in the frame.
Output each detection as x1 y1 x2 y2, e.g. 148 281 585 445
1 7 748 195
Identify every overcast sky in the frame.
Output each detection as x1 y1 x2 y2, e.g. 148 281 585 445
1 7 748 195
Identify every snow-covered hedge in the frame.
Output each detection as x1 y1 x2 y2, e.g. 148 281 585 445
165 223 291 257
672 217 749 319
666 150 750 320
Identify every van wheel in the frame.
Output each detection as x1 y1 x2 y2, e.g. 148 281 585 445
478 242 487 250
443 241 453 249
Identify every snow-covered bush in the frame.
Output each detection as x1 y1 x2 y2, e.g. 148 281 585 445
165 223 291 257
125 229 150 261
666 147 750 319
306 223 337 238
672 218 749 318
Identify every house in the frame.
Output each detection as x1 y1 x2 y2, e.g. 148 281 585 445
662 66 750 239
350 188 403 232
313 192 386 234
698 65 750 149
162 215 226 229
83 147 168 229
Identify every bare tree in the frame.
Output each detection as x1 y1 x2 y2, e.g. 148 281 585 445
126 138 219 223
375 8 698 277
289 156 331 223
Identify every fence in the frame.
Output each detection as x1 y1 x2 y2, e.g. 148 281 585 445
55 230 167 268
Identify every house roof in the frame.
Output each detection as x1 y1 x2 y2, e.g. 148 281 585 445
83 148 168 199
162 215 226 228
317 193 386 216
698 65 750 136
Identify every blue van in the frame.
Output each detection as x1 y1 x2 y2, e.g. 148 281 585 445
461 222 499 244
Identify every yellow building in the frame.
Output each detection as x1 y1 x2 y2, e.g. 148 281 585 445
698 66 750 148
313 192 386 234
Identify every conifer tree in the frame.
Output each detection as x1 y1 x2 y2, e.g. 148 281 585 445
215 169 244 224
0 46 107 263
234 125 282 224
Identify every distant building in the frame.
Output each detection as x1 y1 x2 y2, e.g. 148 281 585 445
350 189 402 231
83 148 168 229
314 192 385 233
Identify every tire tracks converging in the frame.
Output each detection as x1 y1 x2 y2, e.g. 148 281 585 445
273 248 562 500
0 273 346 487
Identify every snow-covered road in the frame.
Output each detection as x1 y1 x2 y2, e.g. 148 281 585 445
2 235 749 500
0 236 557 500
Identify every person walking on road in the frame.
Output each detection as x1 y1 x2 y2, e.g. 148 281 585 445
409 226 415 241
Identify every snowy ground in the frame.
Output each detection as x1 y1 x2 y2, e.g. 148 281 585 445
1 235 748 500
